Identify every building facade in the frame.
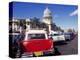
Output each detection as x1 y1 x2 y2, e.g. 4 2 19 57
42 7 53 34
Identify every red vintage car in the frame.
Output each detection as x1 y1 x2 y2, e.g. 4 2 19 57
15 30 54 57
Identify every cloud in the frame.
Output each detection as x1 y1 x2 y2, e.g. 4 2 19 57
69 9 78 16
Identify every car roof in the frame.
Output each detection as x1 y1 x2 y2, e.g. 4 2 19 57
26 29 47 34
50 31 58 34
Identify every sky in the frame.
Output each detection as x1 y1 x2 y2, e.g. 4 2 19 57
10 1 78 30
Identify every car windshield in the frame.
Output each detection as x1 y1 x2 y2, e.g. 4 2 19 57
28 34 45 39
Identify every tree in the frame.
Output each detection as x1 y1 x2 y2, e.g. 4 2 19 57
30 17 40 28
67 28 73 32
19 19 26 29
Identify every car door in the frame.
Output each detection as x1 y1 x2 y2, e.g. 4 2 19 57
52 34 59 41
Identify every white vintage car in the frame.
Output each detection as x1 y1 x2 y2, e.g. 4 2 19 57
48 31 65 42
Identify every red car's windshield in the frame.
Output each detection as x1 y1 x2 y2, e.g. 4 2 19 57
28 34 45 39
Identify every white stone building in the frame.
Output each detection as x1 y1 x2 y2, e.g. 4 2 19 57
9 18 20 33
42 7 52 34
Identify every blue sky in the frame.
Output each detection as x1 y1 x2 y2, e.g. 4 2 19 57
11 2 78 30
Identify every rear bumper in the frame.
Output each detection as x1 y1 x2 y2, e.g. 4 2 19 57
43 48 55 55
22 48 55 57
52 38 65 42
65 37 70 40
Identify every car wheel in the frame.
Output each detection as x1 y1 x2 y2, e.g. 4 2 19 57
15 47 22 58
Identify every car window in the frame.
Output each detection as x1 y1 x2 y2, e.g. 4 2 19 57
28 34 45 39
64 33 70 35
53 34 60 36
49 34 60 36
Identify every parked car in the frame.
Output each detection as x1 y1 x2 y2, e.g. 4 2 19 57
48 31 65 42
64 32 75 40
15 29 55 58
63 33 71 41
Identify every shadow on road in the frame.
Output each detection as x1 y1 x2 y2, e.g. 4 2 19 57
54 47 61 56
54 42 67 46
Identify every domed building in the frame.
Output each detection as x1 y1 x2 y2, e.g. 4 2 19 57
43 7 52 18
43 7 53 34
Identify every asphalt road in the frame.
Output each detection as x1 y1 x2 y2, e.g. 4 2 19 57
55 35 78 55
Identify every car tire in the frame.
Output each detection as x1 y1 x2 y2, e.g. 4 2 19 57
15 46 22 58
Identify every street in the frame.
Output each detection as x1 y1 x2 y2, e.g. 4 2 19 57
54 34 78 55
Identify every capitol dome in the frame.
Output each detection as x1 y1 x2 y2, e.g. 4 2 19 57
43 7 52 17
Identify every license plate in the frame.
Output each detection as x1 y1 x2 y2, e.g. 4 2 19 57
34 51 43 57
